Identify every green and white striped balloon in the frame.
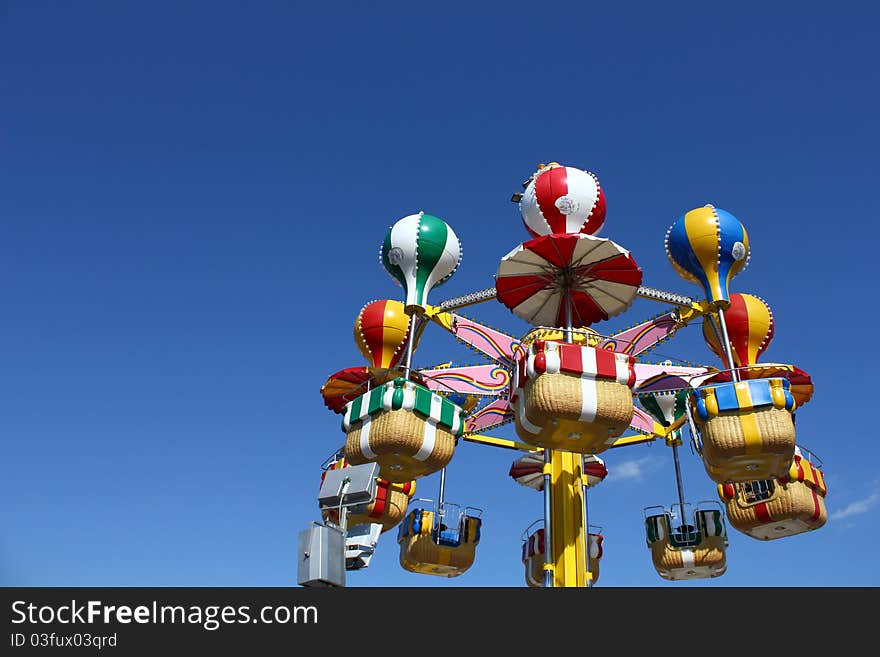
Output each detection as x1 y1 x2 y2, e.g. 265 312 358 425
381 212 461 313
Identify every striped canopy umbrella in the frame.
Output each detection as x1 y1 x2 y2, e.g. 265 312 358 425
320 366 424 414
510 452 607 490
495 233 642 328
636 385 689 434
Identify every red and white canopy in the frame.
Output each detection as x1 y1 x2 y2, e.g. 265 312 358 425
495 233 642 328
509 452 608 491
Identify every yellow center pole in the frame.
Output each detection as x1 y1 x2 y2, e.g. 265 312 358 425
549 450 588 587
545 288 589 587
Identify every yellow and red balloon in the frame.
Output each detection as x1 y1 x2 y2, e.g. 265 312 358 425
702 293 774 368
354 299 415 369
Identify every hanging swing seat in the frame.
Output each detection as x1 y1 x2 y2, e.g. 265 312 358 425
644 504 728 581
397 505 482 577
691 377 796 483
522 527 546 588
719 448 827 540
511 340 636 454
342 378 463 482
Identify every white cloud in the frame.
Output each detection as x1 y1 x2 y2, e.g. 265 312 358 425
831 493 880 521
607 457 654 482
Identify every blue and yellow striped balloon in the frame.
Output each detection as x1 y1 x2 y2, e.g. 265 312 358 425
665 205 749 308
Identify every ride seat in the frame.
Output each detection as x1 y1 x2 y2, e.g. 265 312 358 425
436 523 462 547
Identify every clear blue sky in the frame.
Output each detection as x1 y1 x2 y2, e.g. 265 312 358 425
2 1 877 587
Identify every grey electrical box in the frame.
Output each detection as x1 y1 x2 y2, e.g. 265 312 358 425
317 461 379 510
297 523 345 587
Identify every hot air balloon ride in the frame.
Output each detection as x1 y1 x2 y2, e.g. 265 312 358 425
667 212 797 483
496 166 642 454
301 158 825 589
342 213 466 483
718 445 827 540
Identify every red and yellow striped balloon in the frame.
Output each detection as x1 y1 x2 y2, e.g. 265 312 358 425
354 299 414 369
702 293 774 368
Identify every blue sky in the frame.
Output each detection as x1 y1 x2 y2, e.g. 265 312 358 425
2 1 877 587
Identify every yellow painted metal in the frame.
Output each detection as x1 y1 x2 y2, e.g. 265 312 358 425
549 450 588 588
422 304 452 329
664 414 688 436
461 433 539 452
519 326 601 347
607 433 658 449
674 299 713 327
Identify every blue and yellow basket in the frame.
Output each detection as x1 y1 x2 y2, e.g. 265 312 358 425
691 378 797 483
397 508 481 577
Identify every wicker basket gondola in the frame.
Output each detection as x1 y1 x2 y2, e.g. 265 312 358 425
692 378 797 483
342 378 462 483
645 509 727 581
719 452 827 540
397 509 481 577
512 340 635 454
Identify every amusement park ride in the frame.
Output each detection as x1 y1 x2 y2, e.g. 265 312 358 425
298 162 826 588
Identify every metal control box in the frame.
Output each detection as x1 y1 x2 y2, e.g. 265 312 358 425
317 461 379 510
297 523 345 587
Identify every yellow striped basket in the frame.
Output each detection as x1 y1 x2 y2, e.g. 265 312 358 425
692 378 797 483
397 509 481 578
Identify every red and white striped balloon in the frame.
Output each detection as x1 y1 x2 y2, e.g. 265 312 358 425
519 164 606 237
